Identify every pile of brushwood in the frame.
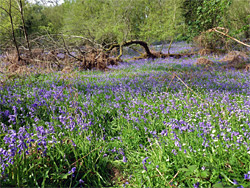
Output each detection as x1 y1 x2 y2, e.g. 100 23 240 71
194 27 250 55
0 39 197 74
193 27 250 70
220 51 250 70
1 47 120 74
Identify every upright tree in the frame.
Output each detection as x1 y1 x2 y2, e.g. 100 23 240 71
16 0 31 52
0 0 21 60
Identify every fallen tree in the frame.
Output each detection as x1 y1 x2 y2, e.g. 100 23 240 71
1 33 199 72
105 40 197 60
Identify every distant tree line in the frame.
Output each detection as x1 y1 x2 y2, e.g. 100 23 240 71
0 0 249 51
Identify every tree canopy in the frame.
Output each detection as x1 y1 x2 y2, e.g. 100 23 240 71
0 0 249 50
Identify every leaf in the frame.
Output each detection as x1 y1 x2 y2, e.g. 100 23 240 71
188 165 197 172
220 172 235 185
42 168 51 187
185 171 193 176
201 171 208 178
59 173 71 180
213 183 223 188
179 168 189 172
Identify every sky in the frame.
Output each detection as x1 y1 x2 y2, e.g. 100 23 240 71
28 0 64 6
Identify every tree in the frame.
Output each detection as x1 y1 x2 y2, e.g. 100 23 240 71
62 0 186 46
182 0 232 40
0 0 21 60
15 0 31 52
226 0 250 39
139 0 184 43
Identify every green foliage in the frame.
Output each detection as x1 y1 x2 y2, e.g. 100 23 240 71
0 0 249 50
139 0 184 43
226 0 250 39
0 0 64 50
0 0 21 46
182 0 232 40
63 0 144 44
62 0 186 45
24 4 49 34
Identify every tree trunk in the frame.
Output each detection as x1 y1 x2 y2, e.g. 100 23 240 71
8 0 21 61
106 40 157 59
17 0 31 53
106 40 196 60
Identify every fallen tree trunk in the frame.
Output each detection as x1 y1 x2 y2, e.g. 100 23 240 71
105 40 197 60
106 40 157 59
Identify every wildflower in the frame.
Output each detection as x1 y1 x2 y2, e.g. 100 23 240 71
71 141 76 147
244 173 250 180
244 174 248 179
79 179 84 184
68 167 76 174
123 156 127 163
142 157 149 164
219 175 223 180
233 179 238 185
193 182 199 188
172 149 177 155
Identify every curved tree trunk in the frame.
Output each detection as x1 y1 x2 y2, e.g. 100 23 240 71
106 40 197 60
106 40 157 59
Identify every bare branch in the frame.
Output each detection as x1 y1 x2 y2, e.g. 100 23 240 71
208 27 250 48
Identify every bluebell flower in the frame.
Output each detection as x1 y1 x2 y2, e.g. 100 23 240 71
79 179 84 184
233 179 238 185
219 175 223 180
123 156 127 163
237 186 244 188
68 167 76 174
193 182 199 188
244 174 248 179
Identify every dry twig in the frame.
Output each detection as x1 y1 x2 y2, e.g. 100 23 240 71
208 27 250 48
168 171 179 187
70 146 103 166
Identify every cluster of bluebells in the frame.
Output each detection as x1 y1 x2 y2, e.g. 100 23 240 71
103 147 127 162
0 42 250 186
68 167 76 177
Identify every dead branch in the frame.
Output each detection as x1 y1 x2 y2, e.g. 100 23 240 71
208 27 250 48
61 34 103 49
61 36 82 62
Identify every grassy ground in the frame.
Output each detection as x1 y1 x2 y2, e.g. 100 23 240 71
1 44 250 187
